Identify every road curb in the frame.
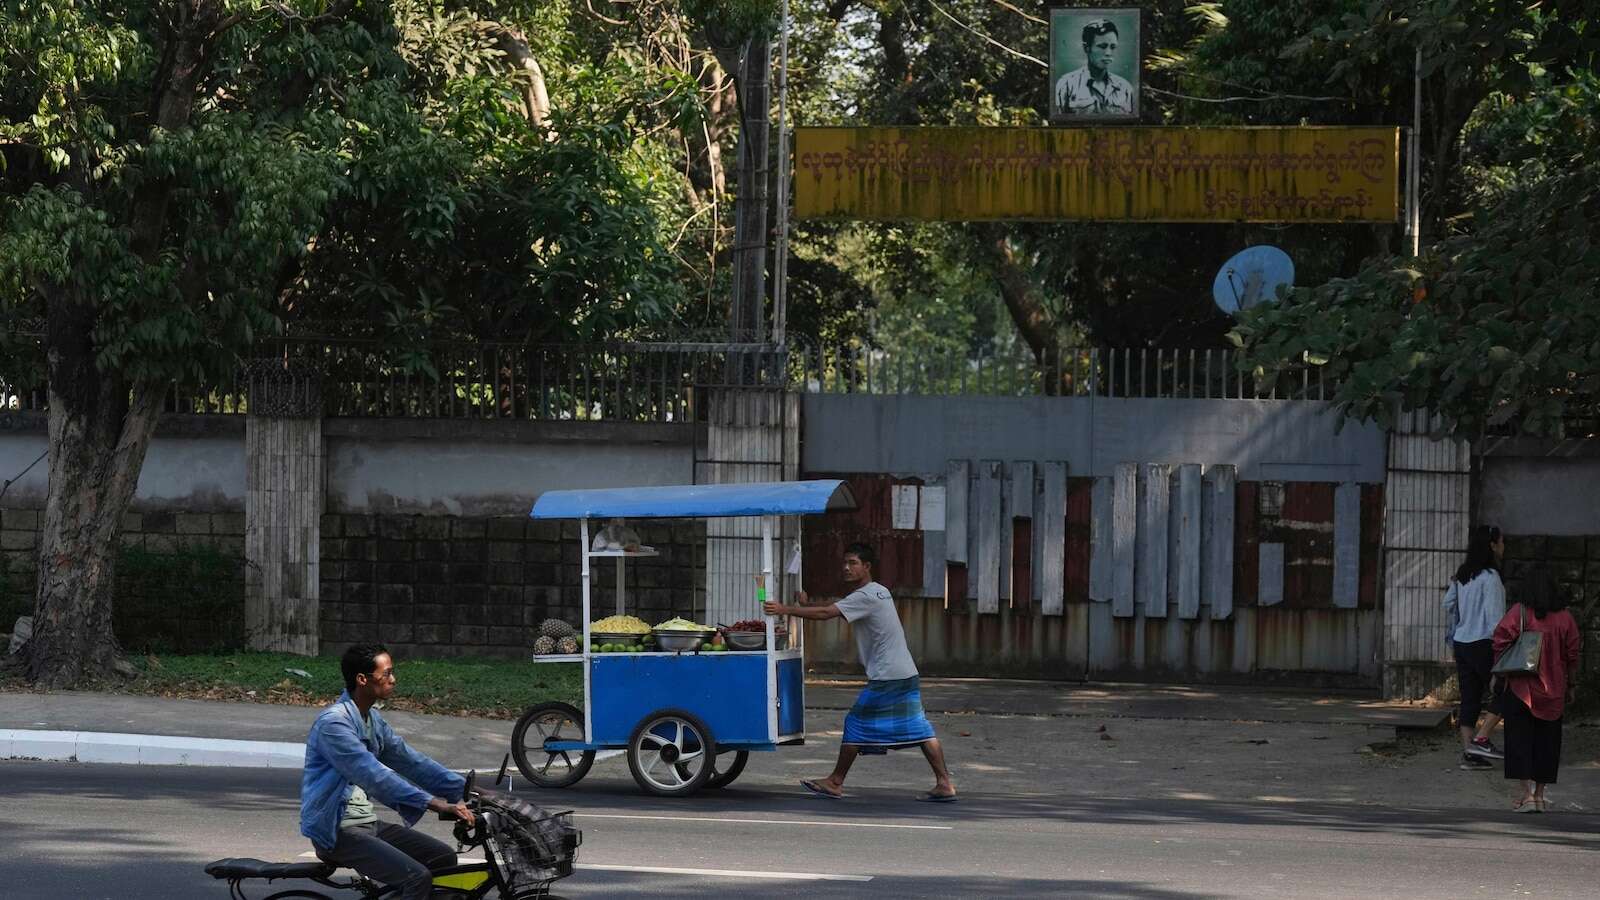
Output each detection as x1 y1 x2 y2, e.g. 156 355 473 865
0 728 304 768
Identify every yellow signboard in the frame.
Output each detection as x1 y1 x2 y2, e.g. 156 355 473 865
794 126 1399 223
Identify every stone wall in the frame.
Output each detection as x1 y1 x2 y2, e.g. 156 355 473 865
1 508 248 642
318 514 708 659
1502 534 1600 693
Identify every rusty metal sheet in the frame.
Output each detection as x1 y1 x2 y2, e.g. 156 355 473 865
1279 482 1335 608
1234 481 1260 607
1065 475 1093 606
794 126 1400 223
1359 484 1384 609
1011 518 1033 611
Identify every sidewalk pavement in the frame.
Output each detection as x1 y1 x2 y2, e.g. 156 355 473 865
0 678 1447 770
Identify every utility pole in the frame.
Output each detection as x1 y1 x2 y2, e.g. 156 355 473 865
728 35 772 345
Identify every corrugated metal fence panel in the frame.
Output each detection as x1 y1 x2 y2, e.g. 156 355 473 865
1112 464 1138 617
1174 464 1203 619
1040 462 1068 615
1137 463 1171 618
945 460 969 565
1259 542 1285 606
1204 465 1236 619
1011 461 1035 520
1332 482 1361 608
975 460 1002 613
1089 475 1114 603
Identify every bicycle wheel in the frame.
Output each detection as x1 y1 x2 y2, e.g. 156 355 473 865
701 750 749 789
512 701 596 789
628 708 715 797
260 891 339 900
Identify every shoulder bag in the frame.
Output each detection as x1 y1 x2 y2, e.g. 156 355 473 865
1490 604 1543 676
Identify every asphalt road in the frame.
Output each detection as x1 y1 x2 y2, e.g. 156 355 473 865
2 760 1597 899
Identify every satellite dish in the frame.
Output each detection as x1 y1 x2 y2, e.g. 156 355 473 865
1212 245 1295 315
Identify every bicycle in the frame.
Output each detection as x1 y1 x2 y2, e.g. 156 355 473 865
205 757 581 900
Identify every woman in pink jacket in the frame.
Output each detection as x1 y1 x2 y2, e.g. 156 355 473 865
1492 565 1582 812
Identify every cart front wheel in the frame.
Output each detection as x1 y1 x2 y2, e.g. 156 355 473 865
628 709 715 797
701 750 750 790
512 701 595 789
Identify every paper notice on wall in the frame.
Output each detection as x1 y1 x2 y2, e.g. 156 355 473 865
785 543 803 575
919 486 946 531
892 485 920 530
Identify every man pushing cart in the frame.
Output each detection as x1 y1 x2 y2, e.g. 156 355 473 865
764 541 958 803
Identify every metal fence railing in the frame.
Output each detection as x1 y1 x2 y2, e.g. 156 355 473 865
797 344 1331 401
295 338 793 422
1 336 1338 419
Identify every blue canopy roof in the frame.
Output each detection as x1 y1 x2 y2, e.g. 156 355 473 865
530 480 856 520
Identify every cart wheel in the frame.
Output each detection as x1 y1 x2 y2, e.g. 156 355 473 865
628 709 716 797
700 750 750 790
512 702 595 789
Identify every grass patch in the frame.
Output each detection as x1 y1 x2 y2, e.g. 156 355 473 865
111 652 582 719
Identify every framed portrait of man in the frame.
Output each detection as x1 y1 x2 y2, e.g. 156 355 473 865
1049 7 1141 122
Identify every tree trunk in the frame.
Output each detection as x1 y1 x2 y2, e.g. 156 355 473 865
484 24 551 125
25 299 166 687
979 224 1069 394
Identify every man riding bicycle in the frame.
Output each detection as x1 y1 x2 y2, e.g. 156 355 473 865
301 644 476 900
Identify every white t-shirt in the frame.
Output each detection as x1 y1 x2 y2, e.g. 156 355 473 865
834 582 919 682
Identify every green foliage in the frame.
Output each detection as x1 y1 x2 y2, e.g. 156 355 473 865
0 0 701 393
1459 69 1600 209
1233 157 1600 437
683 0 780 43
115 543 248 654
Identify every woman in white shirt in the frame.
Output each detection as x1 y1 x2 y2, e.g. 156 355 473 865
1442 524 1508 767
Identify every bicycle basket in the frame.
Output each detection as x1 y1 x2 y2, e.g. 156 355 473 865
483 799 581 896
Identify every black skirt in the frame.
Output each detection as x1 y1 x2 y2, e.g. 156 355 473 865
1502 691 1562 784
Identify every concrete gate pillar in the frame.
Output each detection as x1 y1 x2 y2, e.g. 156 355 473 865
700 384 799 627
1381 409 1471 698
244 361 323 655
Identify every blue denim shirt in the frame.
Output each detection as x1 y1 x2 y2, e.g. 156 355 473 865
1442 569 1506 646
299 691 465 850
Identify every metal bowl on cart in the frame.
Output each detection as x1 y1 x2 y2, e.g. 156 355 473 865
721 630 767 651
652 630 709 652
590 631 646 647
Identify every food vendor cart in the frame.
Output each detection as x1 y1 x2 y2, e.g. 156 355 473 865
510 480 857 798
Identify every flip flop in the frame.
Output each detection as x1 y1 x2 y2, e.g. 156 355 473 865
915 792 958 803
801 779 842 799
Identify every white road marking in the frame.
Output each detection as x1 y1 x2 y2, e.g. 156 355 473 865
581 812 951 830
582 863 872 882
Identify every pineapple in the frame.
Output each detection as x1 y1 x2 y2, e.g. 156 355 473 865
533 635 557 655
556 636 579 655
537 618 576 640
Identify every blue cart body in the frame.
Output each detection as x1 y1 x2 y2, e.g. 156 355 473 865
546 652 805 752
